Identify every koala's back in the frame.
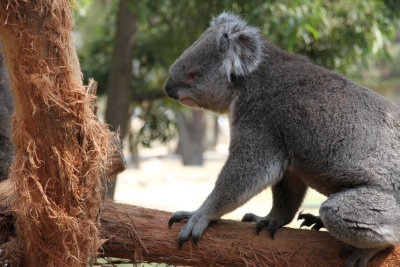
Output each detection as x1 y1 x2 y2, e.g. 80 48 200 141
244 46 400 195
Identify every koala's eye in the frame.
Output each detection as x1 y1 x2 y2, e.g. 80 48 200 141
186 72 198 81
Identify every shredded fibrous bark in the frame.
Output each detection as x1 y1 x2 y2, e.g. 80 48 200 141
0 1 114 266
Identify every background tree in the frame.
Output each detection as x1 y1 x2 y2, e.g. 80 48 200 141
103 0 137 198
104 0 136 138
175 110 205 166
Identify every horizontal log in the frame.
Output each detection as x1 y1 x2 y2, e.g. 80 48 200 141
99 201 400 266
1 179 399 266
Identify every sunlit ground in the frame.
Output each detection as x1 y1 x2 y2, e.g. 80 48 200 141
114 142 327 229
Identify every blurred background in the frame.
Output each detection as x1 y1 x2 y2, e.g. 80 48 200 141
73 0 400 228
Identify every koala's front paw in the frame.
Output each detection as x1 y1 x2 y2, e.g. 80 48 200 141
242 213 287 239
168 211 210 248
297 213 325 230
168 211 194 227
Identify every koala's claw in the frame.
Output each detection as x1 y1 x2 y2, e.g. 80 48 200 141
177 222 192 249
257 219 280 239
339 245 383 267
297 213 325 231
168 211 194 228
242 213 283 239
255 220 268 234
169 211 210 248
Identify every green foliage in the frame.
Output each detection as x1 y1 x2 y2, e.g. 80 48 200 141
74 1 116 95
133 0 399 74
74 0 400 148
135 101 176 147
254 0 398 74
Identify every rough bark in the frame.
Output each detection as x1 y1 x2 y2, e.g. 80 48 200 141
98 201 400 266
0 1 117 266
104 0 137 199
176 109 205 166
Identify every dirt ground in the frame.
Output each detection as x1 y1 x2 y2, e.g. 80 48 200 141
114 142 327 229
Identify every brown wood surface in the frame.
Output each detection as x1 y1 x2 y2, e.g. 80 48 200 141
100 201 400 267
0 1 116 266
1 182 399 267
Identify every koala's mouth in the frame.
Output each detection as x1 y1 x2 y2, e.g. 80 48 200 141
179 97 199 108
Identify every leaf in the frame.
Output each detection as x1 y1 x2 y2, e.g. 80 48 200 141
305 24 319 40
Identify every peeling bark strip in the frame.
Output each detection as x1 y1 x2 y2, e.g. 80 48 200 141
0 1 116 266
100 201 400 267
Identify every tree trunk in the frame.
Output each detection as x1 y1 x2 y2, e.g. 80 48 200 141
0 1 116 266
176 109 205 166
0 43 13 182
129 130 140 169
206 114 220 150
105 0 136 137
104 0 137 199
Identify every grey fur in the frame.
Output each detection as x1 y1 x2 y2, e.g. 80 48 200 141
211 11 263 79
165 12 400 266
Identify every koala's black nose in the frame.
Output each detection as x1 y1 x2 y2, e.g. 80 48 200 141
164 76 179 100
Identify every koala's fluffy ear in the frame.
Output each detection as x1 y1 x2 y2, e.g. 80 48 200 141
211 12 263 80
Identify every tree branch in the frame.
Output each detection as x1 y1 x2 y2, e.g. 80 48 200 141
99 201 400 266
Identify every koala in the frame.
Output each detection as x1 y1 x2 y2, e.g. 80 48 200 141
164 12 400 267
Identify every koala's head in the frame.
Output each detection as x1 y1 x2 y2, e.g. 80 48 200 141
164 12 263 114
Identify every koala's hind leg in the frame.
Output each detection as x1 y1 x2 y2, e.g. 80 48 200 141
320 188 400 267
242 170 307 238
